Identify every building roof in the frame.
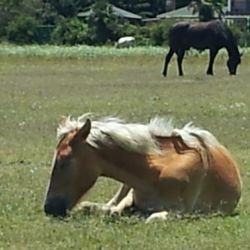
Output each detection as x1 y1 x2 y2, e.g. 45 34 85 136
78 9 92 18
157 6 229 19
78 4 142 20
157 6 198 19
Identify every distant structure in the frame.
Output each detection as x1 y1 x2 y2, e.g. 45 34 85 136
78 4 142 22
157 6 198 20
116 36 135 48
228 0 250 14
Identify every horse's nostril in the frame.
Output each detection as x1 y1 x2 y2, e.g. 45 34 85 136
44 197 68 217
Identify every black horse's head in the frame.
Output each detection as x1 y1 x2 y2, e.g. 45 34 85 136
227 53 242 75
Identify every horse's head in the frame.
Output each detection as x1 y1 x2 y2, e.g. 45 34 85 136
44 119 99 217
227 53 242 75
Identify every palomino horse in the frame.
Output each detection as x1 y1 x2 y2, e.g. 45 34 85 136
44 114 242 222
162 20 241 77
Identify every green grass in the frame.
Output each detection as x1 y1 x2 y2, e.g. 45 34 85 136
0 44 166 58
0 46 250 249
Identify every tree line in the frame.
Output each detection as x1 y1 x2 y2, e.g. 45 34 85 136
1 0 249 47
0 0 194 45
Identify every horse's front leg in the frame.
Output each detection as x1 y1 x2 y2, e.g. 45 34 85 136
207 49 218 75
106 184 131 207
76 184 131 214
162 48 174 77
75 201 111 213
110 189 134 215
177 49 185 76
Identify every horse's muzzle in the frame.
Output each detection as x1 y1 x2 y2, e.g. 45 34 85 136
44 195 68 217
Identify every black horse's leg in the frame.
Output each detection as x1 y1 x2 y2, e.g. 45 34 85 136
162 48 174 77
207 49 218 75
177 49 185 76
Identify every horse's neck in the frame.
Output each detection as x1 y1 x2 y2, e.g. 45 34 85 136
226 45 239 59
225 37 240 59
94 137 184 191
96 146 154 190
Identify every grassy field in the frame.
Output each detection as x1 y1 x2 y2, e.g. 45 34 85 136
0 46 250 250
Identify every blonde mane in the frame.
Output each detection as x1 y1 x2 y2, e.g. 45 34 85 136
57 113 220 154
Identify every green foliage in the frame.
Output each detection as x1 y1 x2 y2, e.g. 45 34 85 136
189 0 226 21
208 0 226 17
6 15 39 44
118 22 138 37
51 17 89 45
37 2 58 25
42 0 92 18
199 3 214 21
0 0 200 45
109 0 166 18
113 22 152 46
1 0 250 47
87 0 119 45
46 0 78 17
0 0 35 37
0 0 20 22
135 26 150 45
228 20 250 47
150 19 176 46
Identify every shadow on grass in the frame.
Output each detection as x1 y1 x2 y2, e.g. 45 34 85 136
68 205 241 224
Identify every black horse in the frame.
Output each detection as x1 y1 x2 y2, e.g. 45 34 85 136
162 20 241 76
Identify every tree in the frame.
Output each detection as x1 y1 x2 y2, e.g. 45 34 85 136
177 0 192 8
87 0 119 44
0 0 27 36
51 17 89 45
109 0 166 18
209 0 226 19
6 15 39 44
189 0 226 21
0 0 43 39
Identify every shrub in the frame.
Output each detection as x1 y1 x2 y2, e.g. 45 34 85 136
149 19 176 46
117 22 138 38
51 17 89 45
6 15 39 44
87 2 119 45
228 20 250 47
134 26 151 46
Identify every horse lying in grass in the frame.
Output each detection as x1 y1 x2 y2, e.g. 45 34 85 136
162 20 242 77
44 114 242 223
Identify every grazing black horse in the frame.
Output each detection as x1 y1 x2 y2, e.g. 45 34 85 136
162 20 241 76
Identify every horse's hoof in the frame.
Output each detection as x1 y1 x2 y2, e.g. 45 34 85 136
110 207 122 216
162 72 167 77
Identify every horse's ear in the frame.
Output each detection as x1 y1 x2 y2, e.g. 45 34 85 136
59 115 68 126
70 119 91 146
80 119 91 139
